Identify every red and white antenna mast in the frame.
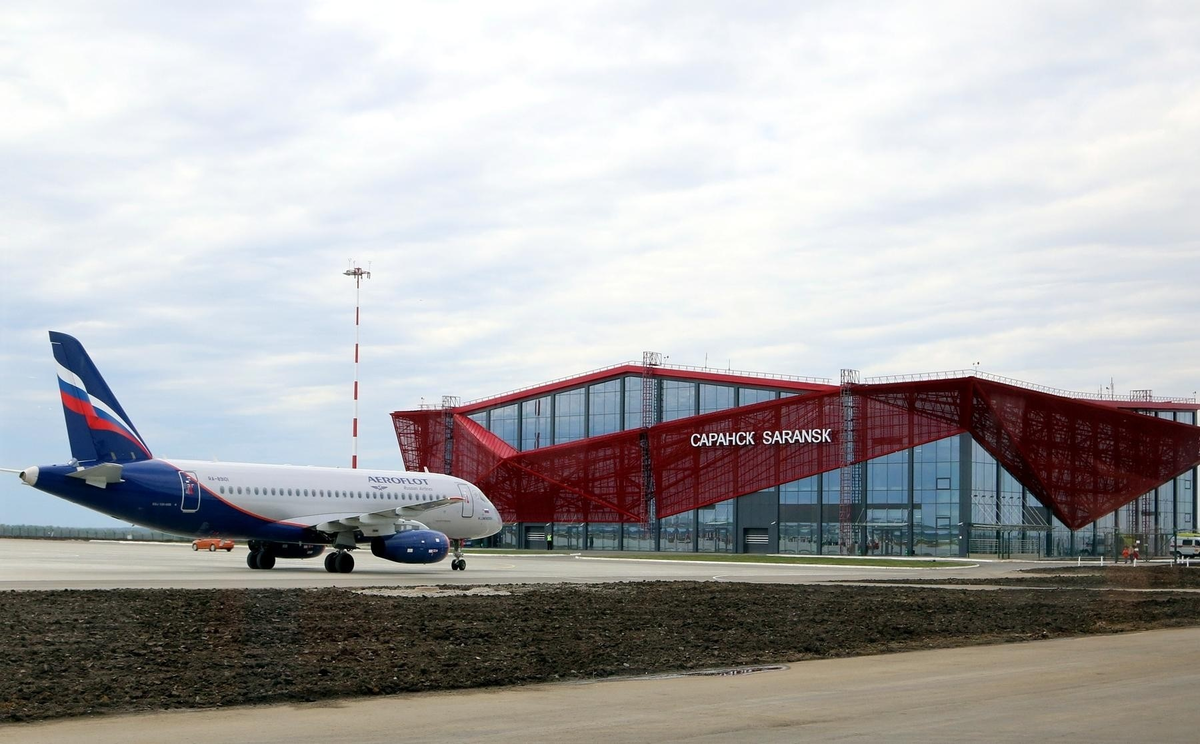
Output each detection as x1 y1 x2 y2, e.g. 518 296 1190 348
343 261 371 468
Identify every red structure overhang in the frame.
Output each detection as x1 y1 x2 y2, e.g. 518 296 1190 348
393 377 1200 530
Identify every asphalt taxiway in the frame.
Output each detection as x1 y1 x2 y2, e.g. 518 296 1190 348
0 538 1036 590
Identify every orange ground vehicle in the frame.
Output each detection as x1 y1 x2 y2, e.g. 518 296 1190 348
191 538 235 552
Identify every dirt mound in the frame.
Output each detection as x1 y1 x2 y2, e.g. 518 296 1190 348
3 581 1199 723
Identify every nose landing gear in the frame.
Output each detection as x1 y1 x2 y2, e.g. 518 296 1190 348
324 550 355 573
450 538 467 570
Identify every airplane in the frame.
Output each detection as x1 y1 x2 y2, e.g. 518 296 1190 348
5 331 503 573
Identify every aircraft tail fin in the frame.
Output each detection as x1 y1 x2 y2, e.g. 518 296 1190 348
49 331 152 463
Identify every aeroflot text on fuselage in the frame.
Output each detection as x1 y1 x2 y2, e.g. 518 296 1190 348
366 476 431 486
689 428 834 447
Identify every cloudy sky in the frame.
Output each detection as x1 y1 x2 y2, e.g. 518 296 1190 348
2 1 1198 527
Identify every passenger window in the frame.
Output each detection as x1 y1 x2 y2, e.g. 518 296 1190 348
237 486 242 494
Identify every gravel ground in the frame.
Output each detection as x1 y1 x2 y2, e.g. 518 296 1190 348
2 567 1199 723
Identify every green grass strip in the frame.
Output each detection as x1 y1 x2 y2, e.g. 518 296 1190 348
462 549 971 568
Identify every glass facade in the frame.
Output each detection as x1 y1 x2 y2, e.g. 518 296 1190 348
779 475 819 554
913 436 960 557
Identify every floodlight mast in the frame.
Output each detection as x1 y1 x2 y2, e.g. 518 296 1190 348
344 262 371 468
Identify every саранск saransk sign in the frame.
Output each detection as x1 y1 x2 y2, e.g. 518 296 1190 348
689 428 834 447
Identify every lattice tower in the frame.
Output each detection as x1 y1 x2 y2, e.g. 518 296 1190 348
839 369 861 554
641 352 661 524
442 395 459 476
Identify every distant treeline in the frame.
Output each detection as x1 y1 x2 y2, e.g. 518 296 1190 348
0 525 187 542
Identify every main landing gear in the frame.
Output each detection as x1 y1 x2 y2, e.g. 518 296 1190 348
324 550 355 574
450 538 467 571
246 549 276 570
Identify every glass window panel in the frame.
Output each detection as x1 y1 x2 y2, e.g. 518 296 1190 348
738 388 776 405
699 384 734 414
521 396 552 450
660 511 694 552
697 499 734 552
588 379 622 437
489 404 519 449
623 522 654 551
554 388 585 445
661 380 696 422
624 376 648 430
588 523 619 550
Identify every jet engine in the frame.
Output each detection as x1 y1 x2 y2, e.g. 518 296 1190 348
370 529 449 564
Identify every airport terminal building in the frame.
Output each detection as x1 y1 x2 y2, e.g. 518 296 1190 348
392 355 1200 559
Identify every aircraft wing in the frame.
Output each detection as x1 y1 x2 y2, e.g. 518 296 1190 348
302 496 465 535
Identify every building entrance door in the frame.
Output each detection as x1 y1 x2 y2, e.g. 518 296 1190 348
868 526 907 556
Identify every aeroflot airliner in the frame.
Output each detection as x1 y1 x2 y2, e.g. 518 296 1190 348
6 332 502 573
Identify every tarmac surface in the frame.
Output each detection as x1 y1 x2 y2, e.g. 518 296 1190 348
0 538 1031 590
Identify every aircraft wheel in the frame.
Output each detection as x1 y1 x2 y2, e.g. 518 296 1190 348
335 551 355 573
256 552 276 570
324 552 338 573
247 551 260 569
208 544 216 552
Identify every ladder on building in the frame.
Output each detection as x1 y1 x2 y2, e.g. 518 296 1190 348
441 395 460 475
839 369 862 555
641 352 661 524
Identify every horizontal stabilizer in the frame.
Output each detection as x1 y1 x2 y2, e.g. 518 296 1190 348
67 462 125 488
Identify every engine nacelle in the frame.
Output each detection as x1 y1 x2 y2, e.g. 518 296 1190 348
250 541 326 559
370 530 449 564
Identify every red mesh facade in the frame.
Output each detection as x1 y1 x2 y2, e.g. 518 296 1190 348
853 378 1200 528
393 377 1200 530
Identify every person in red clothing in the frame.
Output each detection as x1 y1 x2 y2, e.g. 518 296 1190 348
1122 546 1131 563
